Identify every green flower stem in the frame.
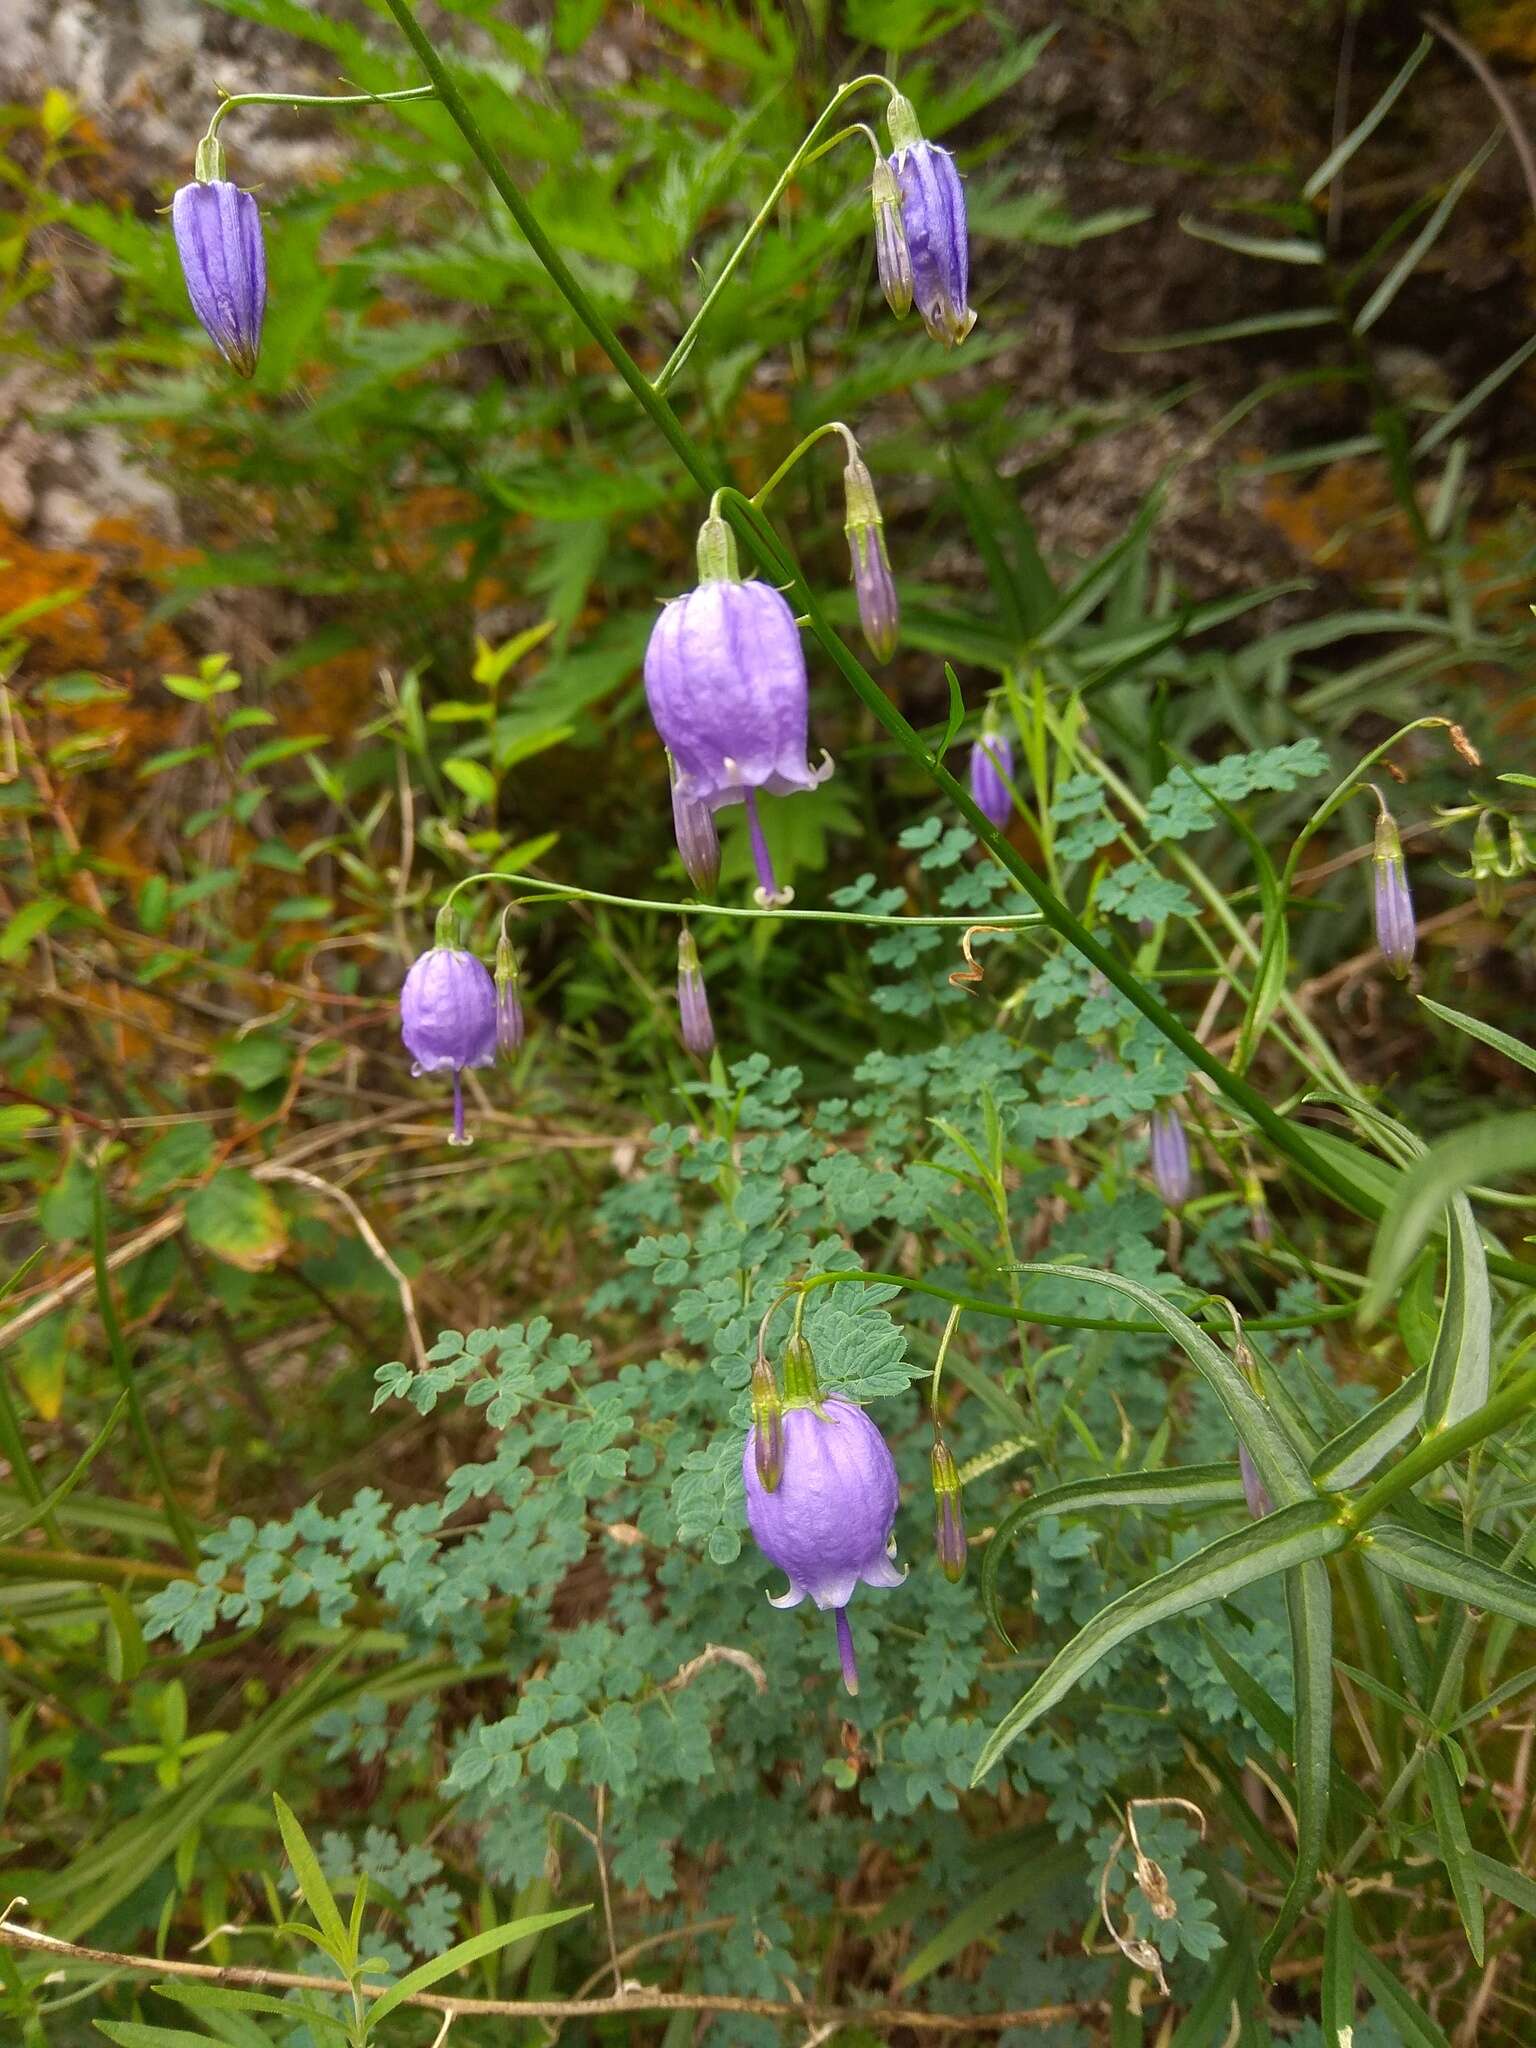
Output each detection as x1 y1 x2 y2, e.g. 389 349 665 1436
1343 1364 1536 1528
652 80 895 395
792 1267 1357 1337
380 0 1536 1285
0 1365 61 1546
442 867 1042 933
204 84 437 142
746 421 859 509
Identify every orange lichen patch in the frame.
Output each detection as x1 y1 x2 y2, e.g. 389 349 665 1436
280 648 378 743
1257 458 1424 584
371 483 480 579
1 519 110 669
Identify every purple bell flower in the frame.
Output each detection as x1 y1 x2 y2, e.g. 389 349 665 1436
644 513 831 908
172 164 266 379
670 758 721 896
886 95 974 348
676 927 715 1058
494 930 525 1062
870 156 913 318
968 726 1014 831
400 914 497 1146
743 1342 904 1696
1148 1105 1193 1209
1238 1441 1274 1521
1372 802 1415 980
843 453 899 665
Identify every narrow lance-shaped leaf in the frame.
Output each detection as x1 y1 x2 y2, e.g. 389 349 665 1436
973 1500 1347 1782
979 1464 1246 1647
1259 1557 1334 1973
1360 1112 1536 1323
1424 1749 1485 1964
1320 1886 1356 2048
364 1908 589 2028
1007 1264 1312 1506
1312 1367 1425 1490
1422 1193 1491 1434
1364 1524 1536 1629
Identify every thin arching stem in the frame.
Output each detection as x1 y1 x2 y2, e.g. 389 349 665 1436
204 85 436 143
377 0 1536 1288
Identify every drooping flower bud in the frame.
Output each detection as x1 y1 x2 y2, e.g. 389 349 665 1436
172 149 267 378
870 155 912 318
1243 1172 1272 1245
400 908 497 1146
843 452 899 665
1148 1105 1193 1209
644 526 832 910
1372 802 1415 980
670 755 721 896
886 94 974 348
743 1375 904 1696
750 1352 784 1493
930 1433 967 1583
1471 811 1505 919
781 1329 820 1406
676 925 715 1059
494 930 525 1062
1238 1441 1274 1521
967 717 1014 831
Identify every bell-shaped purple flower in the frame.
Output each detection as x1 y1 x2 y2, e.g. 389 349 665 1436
1148 1106 1193 1208
644 515 831 908
676 926 715 1059
400 915 497 1146
931 1434 967 1583
886 95 974 349
870 156 913 318
743 1389 904 1696
494 931 525 1062
843 453 899 665
670 758 721 896
172 172 267 378
1372 803 1415 980
968 726 1014 831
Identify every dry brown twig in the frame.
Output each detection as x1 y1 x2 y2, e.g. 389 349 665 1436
0 1911 1100 2033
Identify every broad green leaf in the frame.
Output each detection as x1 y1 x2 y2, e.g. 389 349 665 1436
1360 1114 1536 1324
1424 1749 1484 1962
364 1907 587 2027
274 1791 353 1965
1422 1194 1491 1434
185 1170 288 1273
1259 1558 1333 1970
1008 1265 1312 1506
1320 1886 1355 2048
980 1464 1245 1647
973 1500 1346 1781
1417 994 1536 1077
1364 1524 1536 1628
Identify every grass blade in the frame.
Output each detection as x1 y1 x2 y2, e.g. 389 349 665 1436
1304 34 1433 199
1320 1884 1356 2047
1259 1559 1334 1971
1416 994 1536 1076
1424 1749 1485 1963
0 1393 128 1545
365 1908 588 2026
1422 1195 1491 1434
1354 131 1502 335
1360 1114 1536 1324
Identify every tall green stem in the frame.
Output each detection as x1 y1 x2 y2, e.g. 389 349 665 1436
378 0 1536 1286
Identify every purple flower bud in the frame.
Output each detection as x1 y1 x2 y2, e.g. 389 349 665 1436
643 537 831 908
172 175 266 378
967 728 1014 830
670 758 721 896
1148 1106 1193 1208
400 917 497 1146
931 1435 967 1583
494 932 525 1062
870 156 913 318
750 1354 784 1492
743 1394 904 1696
843 454 899 665
1372 805 1415 980
676 926 714 1058
1238 1441 1274 1521
886 95 973 349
